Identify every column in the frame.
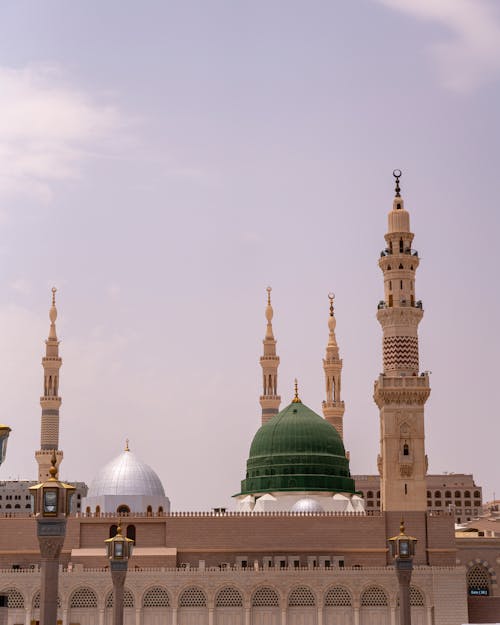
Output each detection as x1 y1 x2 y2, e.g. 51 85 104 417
317 605 323 625
426 606 433 625
353 606 360 625
245 606 251 625
136 606 142 625
172 607 178 625
390 606 397 625
24 607 31 625
111 566 126 625
208 607 214 625
281 607 287 625
98 607 105 625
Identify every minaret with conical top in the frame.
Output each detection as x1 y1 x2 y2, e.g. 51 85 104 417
373 171 430 512
322 293 345 439
259 287 281 424
35 288 64 481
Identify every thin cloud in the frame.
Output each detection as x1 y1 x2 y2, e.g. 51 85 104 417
377 0 500 92
0 64 125 202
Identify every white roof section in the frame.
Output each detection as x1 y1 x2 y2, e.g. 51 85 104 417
87 449 166 498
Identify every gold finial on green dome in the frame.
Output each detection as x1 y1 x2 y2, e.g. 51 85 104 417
292 378 302 403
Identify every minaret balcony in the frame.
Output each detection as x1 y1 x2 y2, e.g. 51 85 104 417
377 300 423 310
380 248 418 258
373 374 430 407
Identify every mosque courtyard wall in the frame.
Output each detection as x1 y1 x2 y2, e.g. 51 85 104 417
0 563 468 625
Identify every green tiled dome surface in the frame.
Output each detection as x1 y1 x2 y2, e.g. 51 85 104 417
238 401 356 495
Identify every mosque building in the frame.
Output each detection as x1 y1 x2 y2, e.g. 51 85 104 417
0 173 498 625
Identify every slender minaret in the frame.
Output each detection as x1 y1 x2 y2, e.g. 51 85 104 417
322 293 345 439
373 171 430 512
35 288 64 481
259 287 281 424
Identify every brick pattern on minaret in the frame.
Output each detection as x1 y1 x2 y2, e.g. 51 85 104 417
373 173 430 512
259 287 281 424
322 294 345 439
35 288 64 481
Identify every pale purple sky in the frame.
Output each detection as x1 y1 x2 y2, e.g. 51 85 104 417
0 1 498 509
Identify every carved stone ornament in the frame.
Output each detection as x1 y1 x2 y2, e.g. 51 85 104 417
39 537 63 559
377 454 383 476
399 464 413 477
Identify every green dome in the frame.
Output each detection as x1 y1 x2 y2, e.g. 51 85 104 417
237 401 356 496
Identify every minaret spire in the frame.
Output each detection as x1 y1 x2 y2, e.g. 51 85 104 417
259 287 281 424
35 288 64 481
374 171 430 512
322 293 345 438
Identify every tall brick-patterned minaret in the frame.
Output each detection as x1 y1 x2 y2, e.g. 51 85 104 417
259 287 281 424
373 171 430 512
35 288 64 481
322 293 345 439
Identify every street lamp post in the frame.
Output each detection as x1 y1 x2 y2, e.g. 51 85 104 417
29 453 75 625
388 520 418 625
0 425 10 625
105 523 134 625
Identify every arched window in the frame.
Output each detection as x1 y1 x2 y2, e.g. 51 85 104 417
95 505 101 517
410 587 425 606
117 505 130 515
367 491 373 499
434 491 441 498
85 506 91 515
143 587 170 607
464 490 471 498
252 587 279 607
179 587 207 607
403 444 409 456
14 504 20 509
146 505 153 516
158 506 164 515
324 587 352 606
361 586 388 606
126 525 136 543
445 491 452 498
399 239 404 253
215 587 243 607
467 565 491 595
5 589 25 609
109 525 118 538
474 490 481 498
455 491 461 498
288 586 315 607
70 588 98 608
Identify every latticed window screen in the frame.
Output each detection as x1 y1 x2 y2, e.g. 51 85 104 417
325 587 352 606
143 587 170 607
179 587 207 607
288 586 316 607
70 587 98 608
361 587 388 606
33 592 62 608
252 587 279 607
106 590 134 608
410 587 425 606
467 565 491 591
216 587 243 607
6 589 24 609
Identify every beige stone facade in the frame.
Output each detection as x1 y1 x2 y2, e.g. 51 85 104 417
354 474 483 523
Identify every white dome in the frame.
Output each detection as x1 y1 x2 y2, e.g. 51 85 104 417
291 498 324 513
87 449 165 498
